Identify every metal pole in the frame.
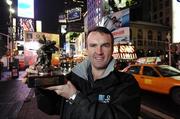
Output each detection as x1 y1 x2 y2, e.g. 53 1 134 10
9 5 13 63
168 43 171 66
166 32 171 66
6 0 15 70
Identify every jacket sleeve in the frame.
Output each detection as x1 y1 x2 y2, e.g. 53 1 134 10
68 73 141 119
35 88 63 115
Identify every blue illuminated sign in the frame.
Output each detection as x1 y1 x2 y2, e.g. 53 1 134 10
67 8 81 22
18 0 34 18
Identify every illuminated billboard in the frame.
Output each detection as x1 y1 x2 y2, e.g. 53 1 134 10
23 32 60 66
59 14 67 23
101 8 130 44
102 0 135 15
67 8 81 22
19 18 35 32
16 18 35 41
172 0 180 43
113 44 137 59
36 20 42 32
18 0 34 18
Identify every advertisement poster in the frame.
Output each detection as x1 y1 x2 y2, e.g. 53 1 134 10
18 0 34 18
59 14 67 23
67 8 81 22
101 8 130 44
23 32 59 66
19 18 35 32
112 27 129 44
16 18 35 41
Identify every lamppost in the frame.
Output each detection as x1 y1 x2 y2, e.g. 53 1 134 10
166 32 171 66
6 0 15 63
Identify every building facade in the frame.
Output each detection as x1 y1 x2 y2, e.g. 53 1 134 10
130 21 170 57
150 0 172 27
87 0 103 30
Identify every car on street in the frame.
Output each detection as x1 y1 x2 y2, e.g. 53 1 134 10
122 64 180 105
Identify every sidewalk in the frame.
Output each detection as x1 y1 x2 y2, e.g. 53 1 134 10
17 89 59 119
0 71 58 119
0 71 30 119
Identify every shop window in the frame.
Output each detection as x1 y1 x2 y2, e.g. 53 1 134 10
153 14 157 20
137 29 143 46
157 31 162 46
165 0 169 7
165 17 169 26
159 19 163 24
153 0 157 11
159 12 163 17
159 3 163 9
137 29 143 39
147 30 153 46
138 40 143 46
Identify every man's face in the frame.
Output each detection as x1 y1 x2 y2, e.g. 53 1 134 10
86 31 113 70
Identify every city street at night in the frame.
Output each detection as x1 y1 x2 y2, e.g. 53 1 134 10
0 0 180 119
0 71 179 119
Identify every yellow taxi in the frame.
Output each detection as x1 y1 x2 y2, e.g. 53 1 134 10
122 64 180 105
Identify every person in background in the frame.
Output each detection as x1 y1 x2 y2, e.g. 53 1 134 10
0 60 3 80
34 26 141 119
111 16 122 31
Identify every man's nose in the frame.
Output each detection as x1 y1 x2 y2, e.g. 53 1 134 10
96 46 103 54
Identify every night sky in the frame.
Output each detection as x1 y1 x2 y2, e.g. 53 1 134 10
0 0 65 34
35 0 64 33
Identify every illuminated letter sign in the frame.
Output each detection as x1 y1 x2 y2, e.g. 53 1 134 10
67 8 81 22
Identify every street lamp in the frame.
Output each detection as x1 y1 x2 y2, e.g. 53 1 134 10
6 0 15 63
6 0 15 68
6 0 15 15
6 0 12 6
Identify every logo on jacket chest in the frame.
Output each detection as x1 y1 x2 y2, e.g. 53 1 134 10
98 94 111 103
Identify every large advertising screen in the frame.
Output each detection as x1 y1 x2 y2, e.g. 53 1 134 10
18 0 34 18
67 8 81 22
103 0 134 15
19 18 35 32
101 8 130 44
172 0 180 43
23 32 60 66
16 18 35 41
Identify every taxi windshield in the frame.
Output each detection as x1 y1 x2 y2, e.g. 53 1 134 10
155 65 180 77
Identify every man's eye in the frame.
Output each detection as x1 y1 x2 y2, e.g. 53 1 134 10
89 44 96 47
103 44 110 47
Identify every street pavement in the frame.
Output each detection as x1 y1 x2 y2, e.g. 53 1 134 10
0 71 30 119
0 71 58 119
0 70 161 119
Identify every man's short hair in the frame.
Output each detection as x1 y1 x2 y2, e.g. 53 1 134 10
87 26 114 45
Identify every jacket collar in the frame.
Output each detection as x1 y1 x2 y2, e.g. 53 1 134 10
71 58 116 80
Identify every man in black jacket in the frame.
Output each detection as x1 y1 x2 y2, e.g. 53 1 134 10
35 26 141 119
